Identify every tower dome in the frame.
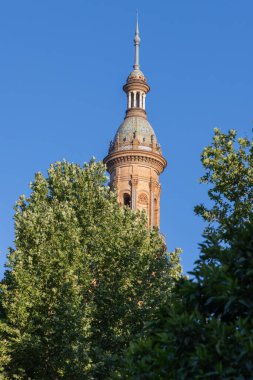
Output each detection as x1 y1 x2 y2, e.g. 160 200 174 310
127 68 146 81
109 116 162 155
114 116 157 146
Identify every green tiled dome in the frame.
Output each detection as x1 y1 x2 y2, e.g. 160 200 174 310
114 116 157 145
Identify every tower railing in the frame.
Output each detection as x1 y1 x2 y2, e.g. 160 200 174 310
108 139 162 155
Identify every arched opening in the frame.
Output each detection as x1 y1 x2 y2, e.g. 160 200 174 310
131 92 134 107
136 92 140 107
141 93 144 109
123 193 131 207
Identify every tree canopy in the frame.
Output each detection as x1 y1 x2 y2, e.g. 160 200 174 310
0 160 181 379
195 128 253 241
120 129 253 379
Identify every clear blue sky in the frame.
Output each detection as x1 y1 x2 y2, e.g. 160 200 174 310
0 0 252 278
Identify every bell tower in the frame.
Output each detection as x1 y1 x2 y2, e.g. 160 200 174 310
103 18 167 228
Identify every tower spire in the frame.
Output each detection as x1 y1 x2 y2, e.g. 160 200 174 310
133 12 141 70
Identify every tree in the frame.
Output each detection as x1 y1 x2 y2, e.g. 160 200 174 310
120 129 253 379
195 128 253 242
0 160 181 379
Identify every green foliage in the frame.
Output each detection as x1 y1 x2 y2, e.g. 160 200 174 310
0 160 180 379
119 129 253 379
121 218 253 379
195 128 253 241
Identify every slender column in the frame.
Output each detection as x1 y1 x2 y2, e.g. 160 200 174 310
150 192 154 228
132 189 136 209
133 91 137 107
131 176 138 209
143 94 146 110
150 179 156 228
128 92 131 109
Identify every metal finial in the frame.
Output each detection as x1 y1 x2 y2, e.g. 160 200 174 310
133 12 140 70
136 10 139 35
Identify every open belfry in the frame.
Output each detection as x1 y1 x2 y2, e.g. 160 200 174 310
103 19 167 228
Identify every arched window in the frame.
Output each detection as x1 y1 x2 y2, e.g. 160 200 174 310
136 92 140 107
131 92 134 107
123 193 131 207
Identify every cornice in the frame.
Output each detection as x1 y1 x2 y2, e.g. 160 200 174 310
123 80 150 94
103 149 167 175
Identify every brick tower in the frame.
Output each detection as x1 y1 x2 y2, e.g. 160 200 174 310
103 18 167 228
